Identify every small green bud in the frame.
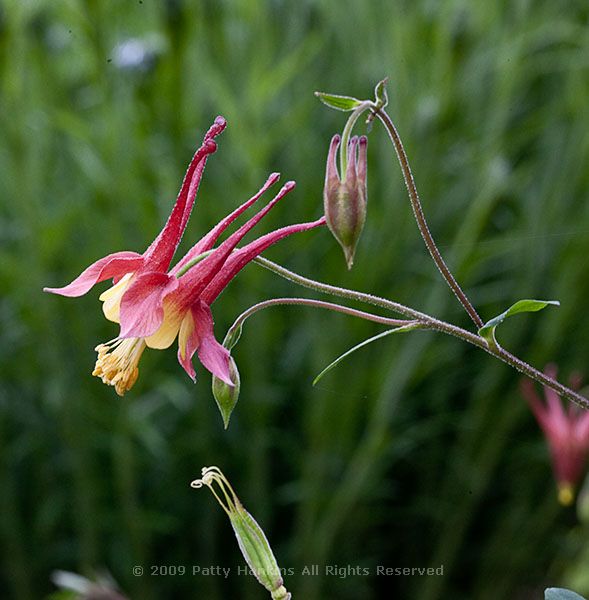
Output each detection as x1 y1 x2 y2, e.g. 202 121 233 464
191 467 291 600
374 77 389 109
324 134 368 269
212 355 240 429
222 321 243 351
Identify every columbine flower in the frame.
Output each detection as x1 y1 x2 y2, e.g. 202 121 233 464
109 176 323 393
45 118 325 395
522 364 589 506
323 133 367 269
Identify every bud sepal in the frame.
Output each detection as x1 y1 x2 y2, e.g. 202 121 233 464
212 355 241 429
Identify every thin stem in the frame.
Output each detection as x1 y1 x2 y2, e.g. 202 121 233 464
228 297 416 340
254 256 432 322
339 102 372 175
254 257 589 410
372 106 484 329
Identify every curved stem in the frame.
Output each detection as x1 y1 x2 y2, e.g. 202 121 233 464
372 106 484 329
226 297 418 344
254 256 432 321
254 257 589 410
340 102 372 175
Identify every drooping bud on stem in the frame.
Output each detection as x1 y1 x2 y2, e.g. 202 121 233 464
191 467 291 600
212 355 241 429
323 133 368 269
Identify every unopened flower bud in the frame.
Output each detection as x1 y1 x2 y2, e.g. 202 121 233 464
323 134 368 269
191 467 291 600
212 355 241 429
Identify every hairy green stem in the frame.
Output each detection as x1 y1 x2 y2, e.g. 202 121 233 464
226 297 417 344
371 105 484 328
253 256 589 410
339 102 372 175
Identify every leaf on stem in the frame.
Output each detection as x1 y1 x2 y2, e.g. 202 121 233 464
478 299 560 346
313 323 420 385
314 91 363 111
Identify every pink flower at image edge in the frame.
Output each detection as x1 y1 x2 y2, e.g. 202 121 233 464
522 364 589 506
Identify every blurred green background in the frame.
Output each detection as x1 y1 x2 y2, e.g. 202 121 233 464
2 0 589 598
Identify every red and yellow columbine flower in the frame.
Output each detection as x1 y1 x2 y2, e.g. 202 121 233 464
45 117 325 395
521 365 589 506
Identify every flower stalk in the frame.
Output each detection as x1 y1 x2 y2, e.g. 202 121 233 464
253 257 589 411
223 297 418 351
371 105 484 328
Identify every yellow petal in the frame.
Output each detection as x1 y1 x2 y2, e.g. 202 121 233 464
99 273 133 323
145 303 184 349
178 311 196 360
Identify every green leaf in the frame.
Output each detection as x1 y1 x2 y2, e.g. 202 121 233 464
478 299 560 345
374 77 389 108
314 91 363 111
313 323 420 386
545 588 587 600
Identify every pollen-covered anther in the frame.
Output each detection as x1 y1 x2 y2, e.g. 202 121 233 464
93 338 147 396
558 482 575 507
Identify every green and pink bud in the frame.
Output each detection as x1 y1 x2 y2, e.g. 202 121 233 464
323 133 368 269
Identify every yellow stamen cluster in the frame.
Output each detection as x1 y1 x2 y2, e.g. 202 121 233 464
93 338 147 396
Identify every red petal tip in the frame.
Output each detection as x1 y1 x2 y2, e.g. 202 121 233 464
204 116 227 141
